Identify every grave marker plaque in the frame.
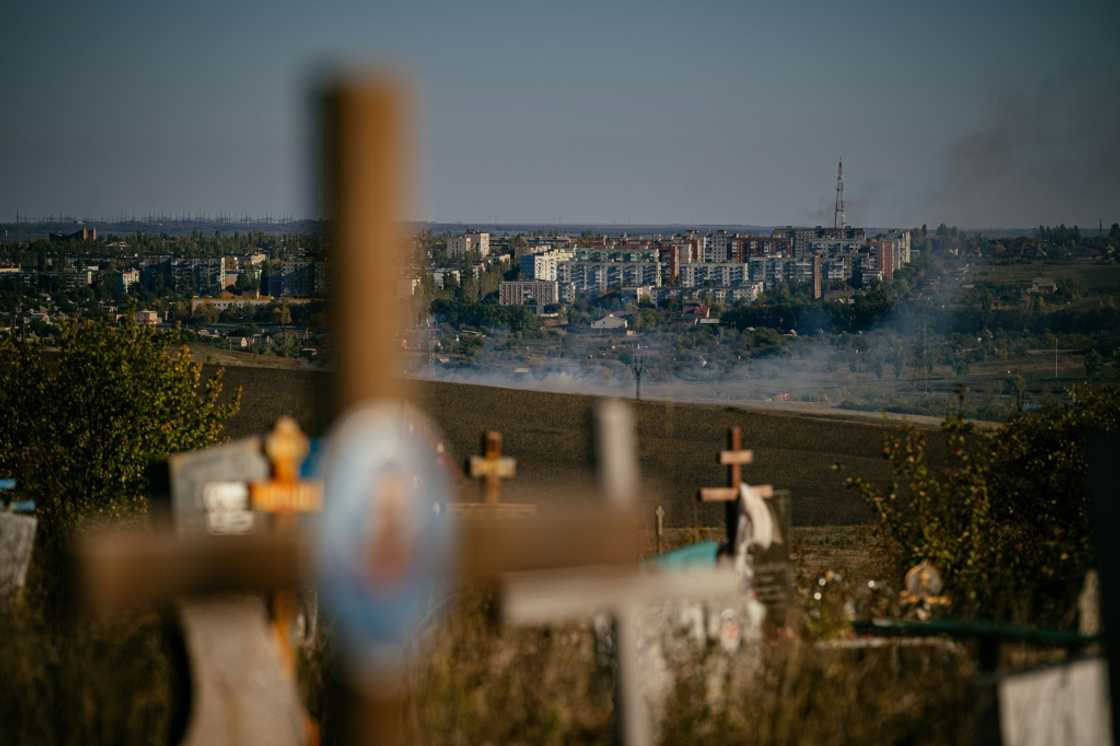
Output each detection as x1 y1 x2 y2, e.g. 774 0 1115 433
998 657 1112 746
0 511 36 596
170 437 270 536
168 436 306 746
751 488 792 627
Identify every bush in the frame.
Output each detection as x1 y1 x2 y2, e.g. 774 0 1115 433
0 318 240 539
842 386 1119 624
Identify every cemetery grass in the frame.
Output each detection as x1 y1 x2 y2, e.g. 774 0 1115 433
0 525 985 746
407 591 979 746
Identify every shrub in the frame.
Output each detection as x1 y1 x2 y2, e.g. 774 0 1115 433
0 317 240 539
842 386 1119 624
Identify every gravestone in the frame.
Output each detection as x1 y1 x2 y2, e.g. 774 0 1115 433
998 657 1112 746
168 437 306 746
503 400 746 746
170 437 269 537
0 511 36 597
750 488 792 628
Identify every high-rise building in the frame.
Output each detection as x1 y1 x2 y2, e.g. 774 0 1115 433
446 232 490 258
499 280 561 307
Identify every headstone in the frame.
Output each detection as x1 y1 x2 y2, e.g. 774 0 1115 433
750 488 792 628
0 511 36 596
168 437 306 746
998 657 1112 746
169 437 269 537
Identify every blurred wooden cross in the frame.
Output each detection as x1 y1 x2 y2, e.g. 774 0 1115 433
81 76 646 746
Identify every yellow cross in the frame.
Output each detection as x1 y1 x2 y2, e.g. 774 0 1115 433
452 430 535 516
248 416 323 703
249 417 323 514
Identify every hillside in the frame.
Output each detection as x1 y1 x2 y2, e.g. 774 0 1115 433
208 365 953 527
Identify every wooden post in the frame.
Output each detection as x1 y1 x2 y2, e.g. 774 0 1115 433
655 505 664 555
323 77 410 414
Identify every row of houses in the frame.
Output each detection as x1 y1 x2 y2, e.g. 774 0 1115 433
1 254 328 300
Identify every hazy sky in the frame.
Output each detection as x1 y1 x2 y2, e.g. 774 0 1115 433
3 0 1117 228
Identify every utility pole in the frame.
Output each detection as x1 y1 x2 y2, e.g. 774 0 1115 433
631 344 645 401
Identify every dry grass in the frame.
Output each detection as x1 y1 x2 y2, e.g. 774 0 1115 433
2 526 984 746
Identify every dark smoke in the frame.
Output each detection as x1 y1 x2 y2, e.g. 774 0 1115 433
931 79 1120 229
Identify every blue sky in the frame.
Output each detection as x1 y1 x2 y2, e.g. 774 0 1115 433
2 0 1117 227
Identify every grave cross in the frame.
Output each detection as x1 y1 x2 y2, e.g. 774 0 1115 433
450 430 535 516
503 400 741 746
696 425 773 548
248 416 324 671
469 431 516 504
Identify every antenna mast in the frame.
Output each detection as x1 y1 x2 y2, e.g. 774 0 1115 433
833 159 847 230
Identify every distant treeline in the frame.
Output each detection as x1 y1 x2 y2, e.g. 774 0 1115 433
429 298 538 332
723 296 1120 338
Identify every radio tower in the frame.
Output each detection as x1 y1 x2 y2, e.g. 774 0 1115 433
833 159 847 230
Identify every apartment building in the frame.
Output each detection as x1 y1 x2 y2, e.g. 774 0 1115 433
498 279 561 307
446 232 490 259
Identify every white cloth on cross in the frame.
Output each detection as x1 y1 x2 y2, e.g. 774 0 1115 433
732 482 774 578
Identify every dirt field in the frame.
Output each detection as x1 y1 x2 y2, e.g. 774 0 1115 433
206 364 954 527
968 261 1120 294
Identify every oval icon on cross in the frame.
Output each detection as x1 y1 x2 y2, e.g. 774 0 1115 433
316 403 456 672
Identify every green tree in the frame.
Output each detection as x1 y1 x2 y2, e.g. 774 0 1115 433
0 318 240 538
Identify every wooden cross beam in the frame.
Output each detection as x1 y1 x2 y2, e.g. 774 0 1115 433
449 430 536 516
